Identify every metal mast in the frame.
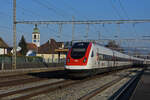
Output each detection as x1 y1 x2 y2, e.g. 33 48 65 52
13 0 17 69
72 16 75 42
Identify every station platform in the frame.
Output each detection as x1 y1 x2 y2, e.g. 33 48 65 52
130 67 150 100
0 67 64 76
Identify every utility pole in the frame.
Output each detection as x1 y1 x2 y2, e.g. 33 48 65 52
58 24 62 38
98 31 101 43
13 0 17 69
117 23 121 52
85 24 89 39
72 16 75 44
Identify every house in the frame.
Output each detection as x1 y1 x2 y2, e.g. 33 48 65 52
27 43 38 52
26 43 38 56
0 37 9 55
37 39 68 63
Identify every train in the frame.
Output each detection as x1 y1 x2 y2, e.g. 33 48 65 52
65 42 146 77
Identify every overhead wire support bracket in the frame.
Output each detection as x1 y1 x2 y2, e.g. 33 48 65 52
57 23 63 38
16 19 150 25
84 24 89 39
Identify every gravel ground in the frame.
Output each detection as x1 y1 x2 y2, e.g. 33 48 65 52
90 73 137 100
29 68 142 100
0 67 64 76
0 78 65 100
0 67 66 99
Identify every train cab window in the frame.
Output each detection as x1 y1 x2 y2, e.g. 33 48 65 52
71 42 89 59
91 51 94 57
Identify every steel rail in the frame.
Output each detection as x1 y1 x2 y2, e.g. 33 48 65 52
110 69 144 100
79 76 126 100
0 77 48 87
79 69 144 100
0 79 72 99
0 68 126 100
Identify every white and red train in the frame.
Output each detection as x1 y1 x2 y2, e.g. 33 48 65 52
65 42 145 77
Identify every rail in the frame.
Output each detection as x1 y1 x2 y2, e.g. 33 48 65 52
0 68 125 100
78 69 144 100
109 69 144 100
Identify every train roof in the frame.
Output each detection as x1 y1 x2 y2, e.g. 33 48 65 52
94 43 114 56
93 42 144 60
72 42 144 61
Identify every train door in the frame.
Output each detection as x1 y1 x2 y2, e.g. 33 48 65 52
90 50 95 67
113 52 115 67
91 46 99 68
96 48 100 67
107 55 111 67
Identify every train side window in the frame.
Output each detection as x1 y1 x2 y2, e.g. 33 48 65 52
91 51 94 57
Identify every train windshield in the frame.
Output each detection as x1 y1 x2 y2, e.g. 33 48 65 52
71 42 89 59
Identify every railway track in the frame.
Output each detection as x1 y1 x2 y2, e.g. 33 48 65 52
0 77 48 88
109 69 144 100
0 69 67 88
0 67 64 79
0 79 74 100
0 68 123 100
0 68 143 100
79 69 144 100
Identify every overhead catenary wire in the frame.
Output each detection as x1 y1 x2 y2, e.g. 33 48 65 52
0 0 49 38
16 4 45 20
109 0 132 47
118 0 130 19
57 0 110 40
45 1 92 39
58 0 85 19
0 0 149 57
44 0 73 18
4 0 149 46
31 0 68 19
3 0 39 20
109 0 124 19
117 0 138 40
26 0 112 41
0 11 12 18
41 24 72 39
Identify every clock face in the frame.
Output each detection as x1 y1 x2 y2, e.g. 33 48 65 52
34 40 36 42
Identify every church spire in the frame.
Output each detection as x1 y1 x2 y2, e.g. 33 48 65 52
32 24 40 47
33 24 39 34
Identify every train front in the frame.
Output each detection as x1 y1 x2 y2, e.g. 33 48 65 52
65 42 92 77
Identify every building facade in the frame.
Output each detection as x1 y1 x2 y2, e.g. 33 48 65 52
37 39 68 63
0 37 9 55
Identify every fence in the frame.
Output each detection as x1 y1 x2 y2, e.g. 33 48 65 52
0 55 44 69
43 58 66 63
0 55 43 64
0 55 65 70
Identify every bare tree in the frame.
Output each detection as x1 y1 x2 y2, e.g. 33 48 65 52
105 40 124 52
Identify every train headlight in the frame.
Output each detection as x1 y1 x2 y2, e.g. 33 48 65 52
83 58 87 63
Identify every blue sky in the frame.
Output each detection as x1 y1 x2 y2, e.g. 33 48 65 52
0 0 150 52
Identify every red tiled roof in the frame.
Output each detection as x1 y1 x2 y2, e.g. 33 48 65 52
27 43 38 51
38 39 63 54
0 37 9 48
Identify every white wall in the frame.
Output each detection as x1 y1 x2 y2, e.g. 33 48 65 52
0 48 7 55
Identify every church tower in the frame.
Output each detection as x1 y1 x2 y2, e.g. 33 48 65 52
32 24 40 47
